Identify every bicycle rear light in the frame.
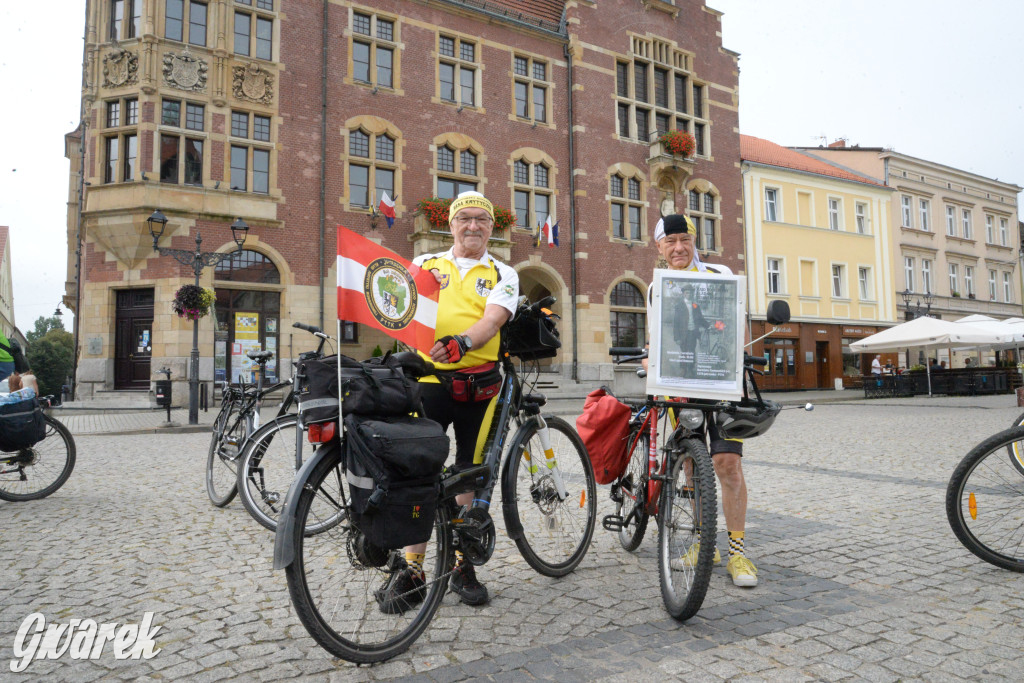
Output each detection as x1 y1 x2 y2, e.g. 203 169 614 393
307 421 336 443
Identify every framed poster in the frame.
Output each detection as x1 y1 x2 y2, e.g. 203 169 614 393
647 268 746 401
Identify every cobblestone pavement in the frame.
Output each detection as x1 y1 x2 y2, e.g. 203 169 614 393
2 396 1023 681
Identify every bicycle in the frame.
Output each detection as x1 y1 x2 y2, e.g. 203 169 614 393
945 424 1024 572
206 350 291 507
235 322 335 532
603 302 792 620
0 396 76 502
273 296 597 663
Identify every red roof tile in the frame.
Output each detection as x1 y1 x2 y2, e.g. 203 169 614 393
463 0 565 30
740 135 887 188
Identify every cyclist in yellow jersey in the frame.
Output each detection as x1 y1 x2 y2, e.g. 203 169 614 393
650 214 758 587
376 191 519 613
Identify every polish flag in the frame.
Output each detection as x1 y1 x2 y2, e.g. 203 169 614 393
336 226 439 352
378 191 396 228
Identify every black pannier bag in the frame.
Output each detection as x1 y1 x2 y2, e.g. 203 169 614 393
0 397 47 452
501 302 561 360
343 413 450 550
297 353 421 424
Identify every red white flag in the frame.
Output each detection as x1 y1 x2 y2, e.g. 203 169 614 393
378 191 396 228
336 226 439 352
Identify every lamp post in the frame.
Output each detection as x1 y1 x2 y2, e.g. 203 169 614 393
901 288 935 367
147 211 249 425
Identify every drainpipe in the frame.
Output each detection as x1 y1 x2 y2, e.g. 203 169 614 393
564 41 579 382
72 0 90 399
318 0 328 329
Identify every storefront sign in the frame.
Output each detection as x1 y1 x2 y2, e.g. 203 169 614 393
843 326 877 336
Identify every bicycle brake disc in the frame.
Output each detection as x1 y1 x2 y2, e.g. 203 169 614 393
456 507 495 566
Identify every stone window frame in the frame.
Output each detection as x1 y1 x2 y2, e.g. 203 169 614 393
614 36 709 155
110 0 142 41
511 53 551 125
228 109 275 194
350 9 399 91
341 116 402 214
607 165 646 244
102 96 139 184
608 278 648 353
510 148 557 232
686 180 721 254
233 1 276 61
165 0 209 47
437 33 480 109
430 133 484 215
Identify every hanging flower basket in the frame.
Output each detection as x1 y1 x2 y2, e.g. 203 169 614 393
415 197 517 234
172 285 215 321
659 129 696 157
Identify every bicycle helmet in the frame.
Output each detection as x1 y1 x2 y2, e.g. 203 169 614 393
715 399 781 439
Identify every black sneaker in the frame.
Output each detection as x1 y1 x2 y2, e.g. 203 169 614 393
449 562 488 606
375 566 426 615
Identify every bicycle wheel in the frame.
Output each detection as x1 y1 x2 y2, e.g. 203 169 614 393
615 428 650 551
285 442 451 664
502 415 597 577
206 400 243 507
1007 413 1024 476
658 436 716 621
0 416 76 502
946 426 1024 572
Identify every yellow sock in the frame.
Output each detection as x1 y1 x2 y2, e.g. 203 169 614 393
405 552 425 574
728 531 745 558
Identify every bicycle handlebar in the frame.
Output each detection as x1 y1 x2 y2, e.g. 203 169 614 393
293 321 328 339
530 295 556 313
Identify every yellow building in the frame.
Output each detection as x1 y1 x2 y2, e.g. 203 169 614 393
741 136 894 390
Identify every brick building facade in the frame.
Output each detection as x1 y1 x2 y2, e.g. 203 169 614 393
66 0 742 402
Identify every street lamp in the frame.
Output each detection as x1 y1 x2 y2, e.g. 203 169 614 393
901 288 935 368
147 210 249 425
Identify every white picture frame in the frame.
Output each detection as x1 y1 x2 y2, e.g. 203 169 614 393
647 268 746 401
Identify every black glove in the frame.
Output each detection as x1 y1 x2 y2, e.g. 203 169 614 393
437 335 470 363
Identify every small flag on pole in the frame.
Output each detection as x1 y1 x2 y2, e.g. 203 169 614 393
336 226 439 352
549 219 559 247
378 191 396 228
534 221 542 248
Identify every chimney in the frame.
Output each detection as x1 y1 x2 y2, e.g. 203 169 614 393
827 139 847 148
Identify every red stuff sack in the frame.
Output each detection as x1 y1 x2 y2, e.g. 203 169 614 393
575 387 632 485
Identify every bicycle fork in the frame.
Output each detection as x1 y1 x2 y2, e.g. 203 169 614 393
521 415 568 501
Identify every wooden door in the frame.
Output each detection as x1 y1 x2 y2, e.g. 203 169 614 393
114 289 154 389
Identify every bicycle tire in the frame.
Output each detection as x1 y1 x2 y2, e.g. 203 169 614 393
946 425 1024 572
658 436 716 621
1007 413 1024 476
615 428 650 551
284 442 451 663
0 415 77 502
206 400 242 507
502 415 597 577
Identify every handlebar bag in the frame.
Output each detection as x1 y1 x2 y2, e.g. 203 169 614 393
0 395 47 453
502 305 561 360
343 413 450 550
576 387 632 485
298 353 421 424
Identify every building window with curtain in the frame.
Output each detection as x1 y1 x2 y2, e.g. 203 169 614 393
111 0 142 40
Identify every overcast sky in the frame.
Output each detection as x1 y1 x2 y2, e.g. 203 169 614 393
1 1 1022 335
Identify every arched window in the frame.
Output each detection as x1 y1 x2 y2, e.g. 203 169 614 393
214 249 280 283
437 144 478 199
348 128 396 208
610 281 646 349
513 158 552 229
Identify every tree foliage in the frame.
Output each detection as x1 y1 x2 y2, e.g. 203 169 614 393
25 328 75 399
26 315 65 344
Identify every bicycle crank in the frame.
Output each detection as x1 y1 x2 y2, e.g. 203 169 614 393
453 506 495 566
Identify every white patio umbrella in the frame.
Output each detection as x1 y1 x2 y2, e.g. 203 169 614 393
850 317 1011 395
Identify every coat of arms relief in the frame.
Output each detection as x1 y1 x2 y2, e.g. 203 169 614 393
102 50 139 87
232 62 275 105
163 47 208 92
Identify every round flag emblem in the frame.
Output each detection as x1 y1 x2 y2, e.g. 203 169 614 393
363 258 418 330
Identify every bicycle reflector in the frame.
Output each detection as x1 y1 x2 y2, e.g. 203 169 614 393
307 421 337 443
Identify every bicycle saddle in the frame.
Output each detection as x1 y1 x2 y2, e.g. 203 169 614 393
247 350 274 363
392 351 435 379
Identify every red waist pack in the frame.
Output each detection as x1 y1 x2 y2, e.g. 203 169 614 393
576 387 632 485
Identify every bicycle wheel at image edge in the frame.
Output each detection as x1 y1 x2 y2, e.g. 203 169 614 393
616 428 650 552
284 442 452 663
0 416 77 502
658 437 717 621
206 401 242 507
946 425 1024 572
501 415 597 577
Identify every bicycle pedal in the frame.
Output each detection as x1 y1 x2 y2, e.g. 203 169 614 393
602 514 625 532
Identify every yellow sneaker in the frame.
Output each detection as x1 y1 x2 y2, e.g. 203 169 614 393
726 555 758 587
670 542 721 570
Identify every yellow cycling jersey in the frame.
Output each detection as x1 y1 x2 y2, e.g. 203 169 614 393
417 256 503 372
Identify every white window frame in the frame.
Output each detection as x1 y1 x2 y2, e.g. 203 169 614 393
855 202 868 234
858 266 871 300
922 259 933 293
989 269 997 300
831 263 846 299
764 188 779 222
904 256 915 292
946 206 956 236
964 266 974 297
766 257 782 295
1004 272 1013 303
901 195 912 228
828 197 841 231
986 215 994 244
919 199 930 231
948 263 959 295
961 208 972 239
1000 217 1009 246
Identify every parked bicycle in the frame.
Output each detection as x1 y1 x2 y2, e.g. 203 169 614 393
0 395 76 502
235 323 335 532
603 300 794 620
206 350 290 507
273 297 597 663
945 424 1024 572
